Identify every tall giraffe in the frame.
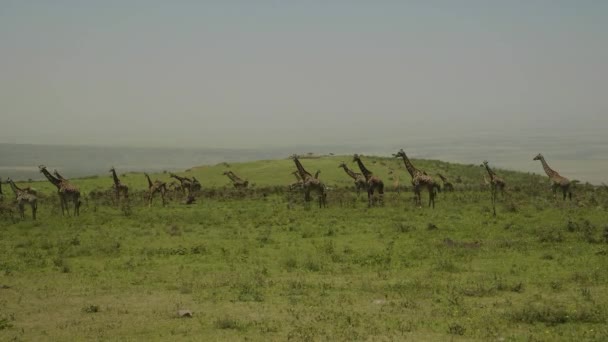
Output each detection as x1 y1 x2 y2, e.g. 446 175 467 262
144 173 166 207
6 177 37 220
169 173 193 195
39 165 81 216
222 171 249 188
338 162 367 196
436 173 454 192
291 154 327 208
533 153 572 201
481 160 505 215
393 149 439 208
352 154 384 207
109 167 129 201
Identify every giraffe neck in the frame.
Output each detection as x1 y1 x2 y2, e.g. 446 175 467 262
293 158 312 180
54 170 66 180
226 173 238 182
230 172 243 182
171 174 189 184
7 180 21 196
355 159 372 179
538 156 559 177
438 174 447 182
314 170 321 179
41 168 62 188
484 164 496 178
293 172 302 182
399 154 418 178
111 169 120 185
341 165 359 180
145 174 153 189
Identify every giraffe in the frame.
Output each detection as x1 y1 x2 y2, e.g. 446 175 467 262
481 160 506 215
39 165 81 216
109 167 129 201
144 173 166 207
169 173 193 195
533 153 572 201
338 162 367 196
393 149 439 208
352 154 384 207
436 173 454 192
291 154 327 208
6 177 37 220
222 171 249 188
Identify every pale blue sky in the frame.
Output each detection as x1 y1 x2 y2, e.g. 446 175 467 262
1 1 606 147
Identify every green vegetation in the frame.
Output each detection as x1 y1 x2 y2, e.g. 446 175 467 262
1 155 607 340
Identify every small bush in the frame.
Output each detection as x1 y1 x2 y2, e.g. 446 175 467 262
215 317 243 330
448 323 465 336
83 305 100 313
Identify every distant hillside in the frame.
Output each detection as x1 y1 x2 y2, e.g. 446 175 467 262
15 155 547 194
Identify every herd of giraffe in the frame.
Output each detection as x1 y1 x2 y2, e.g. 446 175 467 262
0 151 574 220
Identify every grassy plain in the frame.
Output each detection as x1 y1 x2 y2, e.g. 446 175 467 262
1 155 607 341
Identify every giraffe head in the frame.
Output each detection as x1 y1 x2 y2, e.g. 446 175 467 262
109 166 116 173
533 153 543 161
338 162 347 168
480 160 489 167
393 149 406 159
222 171 230 176
352 154 361 162
38 165 47 172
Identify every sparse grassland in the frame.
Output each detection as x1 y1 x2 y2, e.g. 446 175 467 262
1 155 607 341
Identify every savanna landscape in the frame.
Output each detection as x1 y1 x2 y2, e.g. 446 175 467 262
3 1 608 341
1 154 607 341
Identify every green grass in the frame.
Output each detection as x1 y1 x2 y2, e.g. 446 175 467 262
1 155 607 340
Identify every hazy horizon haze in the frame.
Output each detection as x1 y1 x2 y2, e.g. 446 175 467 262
1 1 607 148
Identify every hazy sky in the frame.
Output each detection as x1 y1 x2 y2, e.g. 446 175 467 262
1 1 607 148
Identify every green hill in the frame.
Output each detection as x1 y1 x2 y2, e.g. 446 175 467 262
16 154 547 194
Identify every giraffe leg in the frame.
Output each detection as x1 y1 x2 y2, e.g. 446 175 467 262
19 202 25 219
58 194 65 216
63 196 70 217
415 187 422 207
491 186 497 216
31 201 37 220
